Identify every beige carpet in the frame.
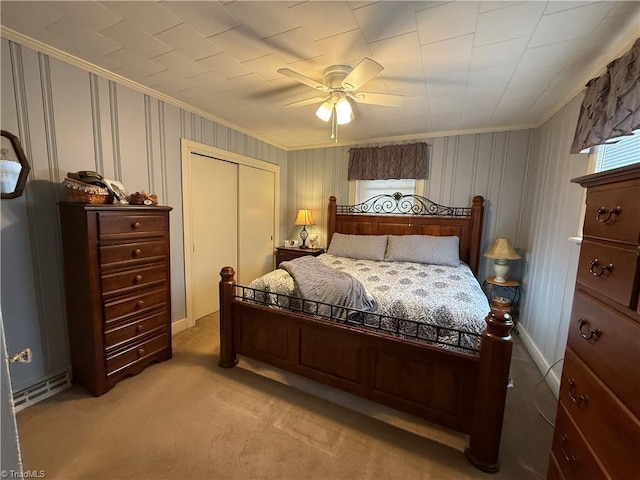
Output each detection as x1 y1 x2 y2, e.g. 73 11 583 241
16 314 556 479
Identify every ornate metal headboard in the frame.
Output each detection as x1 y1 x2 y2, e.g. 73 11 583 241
327 193 484 275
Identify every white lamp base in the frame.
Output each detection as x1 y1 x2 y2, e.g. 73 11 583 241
492 259 510 283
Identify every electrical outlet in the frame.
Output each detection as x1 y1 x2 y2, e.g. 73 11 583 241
9 348 32 363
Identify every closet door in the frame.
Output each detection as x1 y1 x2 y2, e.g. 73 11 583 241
190 153 238 319
238 165 275 286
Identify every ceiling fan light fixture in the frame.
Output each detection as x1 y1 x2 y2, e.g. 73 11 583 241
335 97 353 125
315 101 333 122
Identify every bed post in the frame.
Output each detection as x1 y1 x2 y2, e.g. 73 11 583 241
218 266 238 368
465 309 513 473
469 196 484 275
327 196 337 249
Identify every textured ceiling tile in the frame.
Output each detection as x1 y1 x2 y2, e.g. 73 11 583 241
210 26 273 63
224 1 300 40
198 52 252 80
421 34 473 82
543 1 600 15
352 1 417 43
474 2 546 46
607 1 640 16
467 66 515 85
101 19 172 59
478 2 526 14
381 61 426 96
161 1 241 38
414 2 454 13
149 51 209 78
469 37 529 71
581 13 640 49
155 24 223 61
104 49 166 78
99 1 181 35
182 71 235 94
314 30 372 67
518 39 582 70
242 54 288 81
528 2 616 48
0 1 63 32
416 1 479 45
43 20 121 58
289 1 359 41
368 31 421 67
44 1 123 31
261 27 321 64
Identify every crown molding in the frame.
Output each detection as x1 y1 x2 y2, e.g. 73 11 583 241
0 27 290 152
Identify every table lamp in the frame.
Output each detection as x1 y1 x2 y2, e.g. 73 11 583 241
484 237 521 283
294 209 316 248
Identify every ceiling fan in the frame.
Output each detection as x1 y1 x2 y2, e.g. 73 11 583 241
277 58 404 142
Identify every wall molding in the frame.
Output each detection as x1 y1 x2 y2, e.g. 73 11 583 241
171 317 189 336
517 324 562 399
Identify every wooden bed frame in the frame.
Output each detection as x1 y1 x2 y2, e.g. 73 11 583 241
218 194 514 472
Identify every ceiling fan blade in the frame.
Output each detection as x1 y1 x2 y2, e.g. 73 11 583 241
341 58 384 91
283 96 328 108
277 68 329 92
349 92 405 107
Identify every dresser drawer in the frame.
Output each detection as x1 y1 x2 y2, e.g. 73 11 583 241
547 453 566 480
103 287 167 325
106 332 169 376
101 264 166 297
552 404 607 480
569 291 640 416
583 183 640 244
98 212 167 239
559 349 640 479
577 240 639 308
99 240 167 268
104 310 169 350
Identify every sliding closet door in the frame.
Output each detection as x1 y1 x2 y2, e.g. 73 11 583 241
190 153 238 319
238 165 275 286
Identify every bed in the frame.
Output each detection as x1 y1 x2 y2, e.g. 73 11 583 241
218 193 514 472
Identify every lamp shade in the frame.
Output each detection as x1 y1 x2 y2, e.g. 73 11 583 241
315 101 333 122
484 238 521 260
294 209 316 226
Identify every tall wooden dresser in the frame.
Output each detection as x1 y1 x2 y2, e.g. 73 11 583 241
58 203 173 396
548 164 640 479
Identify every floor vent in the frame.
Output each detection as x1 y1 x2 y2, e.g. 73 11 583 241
13 370 71 412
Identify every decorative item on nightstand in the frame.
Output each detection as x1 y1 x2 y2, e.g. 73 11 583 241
294 209 316 248
484 238 521 283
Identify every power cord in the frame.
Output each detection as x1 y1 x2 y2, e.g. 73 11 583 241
533 356 564 428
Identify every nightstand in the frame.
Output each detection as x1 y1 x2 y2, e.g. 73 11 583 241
482 277 521 331
275 246 324 267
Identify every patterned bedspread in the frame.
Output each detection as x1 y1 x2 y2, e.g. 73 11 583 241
248 254 490 350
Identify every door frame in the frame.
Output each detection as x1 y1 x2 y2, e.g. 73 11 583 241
181 139 280 328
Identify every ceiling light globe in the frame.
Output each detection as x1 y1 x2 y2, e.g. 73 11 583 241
335 97 353 125
315 102 333 122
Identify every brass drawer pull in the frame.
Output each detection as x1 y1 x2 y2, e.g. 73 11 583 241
132 221 141 229
595 206 620 223
560 434 577 463
136 300 145 308
578 317 601 341
134 274 143 282
138 348 146 356
567 378 588 406
136 324 144 333
589 259 613 276
133 248 143 256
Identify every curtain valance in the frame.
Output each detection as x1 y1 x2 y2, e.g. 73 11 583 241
348 142 429 180
571 38 640 154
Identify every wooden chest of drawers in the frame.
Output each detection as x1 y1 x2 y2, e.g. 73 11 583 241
548 164 640 479
275 246 324 267
59 203 173 396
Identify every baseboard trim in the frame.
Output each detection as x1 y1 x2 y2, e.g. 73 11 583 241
517 325 562 398
171 317 189 336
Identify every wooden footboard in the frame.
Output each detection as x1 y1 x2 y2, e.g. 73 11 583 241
219 268 514 472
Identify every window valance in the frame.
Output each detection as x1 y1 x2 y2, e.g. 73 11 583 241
571 38 640 154
348 142 429 180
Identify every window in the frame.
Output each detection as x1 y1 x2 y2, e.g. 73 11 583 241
594 129 640 172
355 179 417 204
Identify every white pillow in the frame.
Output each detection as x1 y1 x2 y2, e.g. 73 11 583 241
384 235 460 266
327 233 388 261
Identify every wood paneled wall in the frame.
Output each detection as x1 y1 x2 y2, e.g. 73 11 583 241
0 39 287 389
